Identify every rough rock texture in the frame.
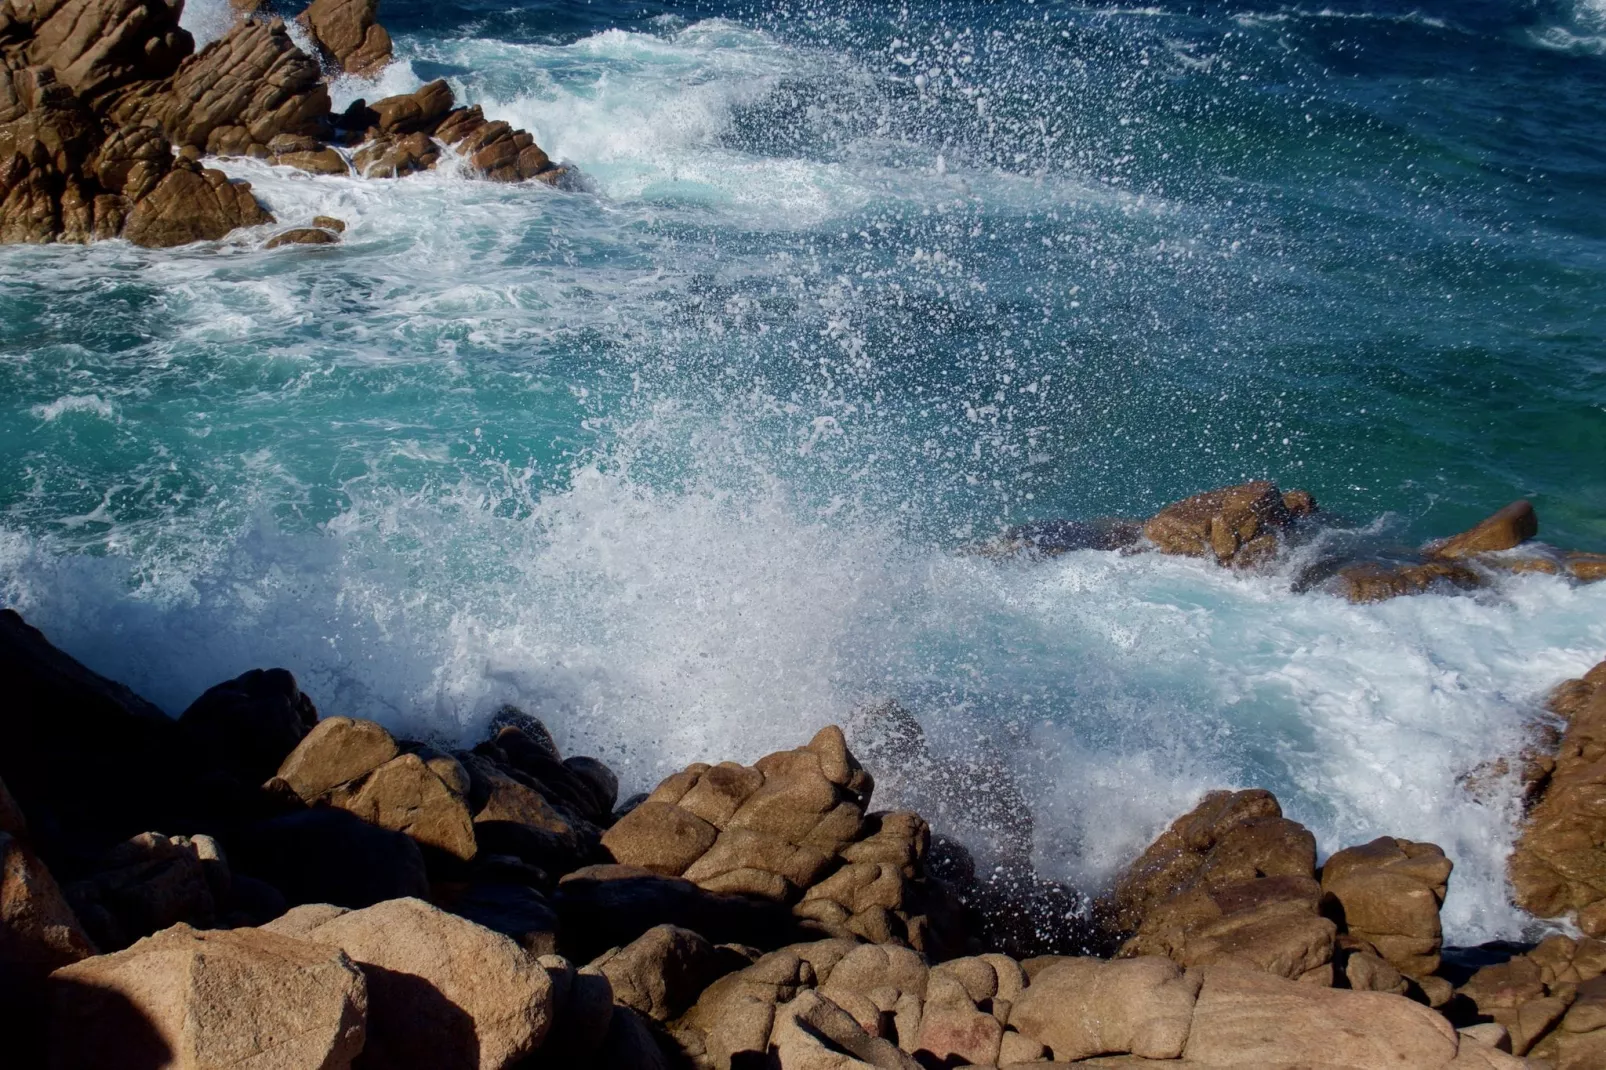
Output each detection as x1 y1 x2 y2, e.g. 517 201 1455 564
1453 935 1606 1059
1320 836 1452 977
49 923 367 1070
1338 559 1485 603
120 160 272 246
1122 873 1337 983
1142 481 1315 568
1 2 563 247
1009 955 1201 1061
1510 657 1606 936
1104 789 1317 937
1183 964 1460 1067
298 0 392 76
266 224 339 246
592 923 732 1022
602 726 965 960
266 897 553 1070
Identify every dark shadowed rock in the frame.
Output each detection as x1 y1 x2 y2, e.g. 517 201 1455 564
229 806 428 908
445 882 558 954
178 667 317 785
64 831 223 951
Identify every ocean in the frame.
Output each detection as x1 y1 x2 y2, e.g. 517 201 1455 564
3 0 1605 945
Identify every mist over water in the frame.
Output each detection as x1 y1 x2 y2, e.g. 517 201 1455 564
4 0 1606 944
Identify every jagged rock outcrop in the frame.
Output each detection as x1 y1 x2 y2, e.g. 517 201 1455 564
297 0 391 76
600 726 967 960
1143 481 1317 568
1454 934 1606 1062
1 0 565 248
1510 655 1606 937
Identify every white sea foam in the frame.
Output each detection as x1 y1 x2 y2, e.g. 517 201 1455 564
31 394 116 422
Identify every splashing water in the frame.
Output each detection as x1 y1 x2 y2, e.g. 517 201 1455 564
7 0 1606 945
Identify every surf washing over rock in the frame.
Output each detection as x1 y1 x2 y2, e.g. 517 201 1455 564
3 0 1606 1066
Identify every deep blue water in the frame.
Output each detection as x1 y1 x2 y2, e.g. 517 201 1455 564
2 0 1605 941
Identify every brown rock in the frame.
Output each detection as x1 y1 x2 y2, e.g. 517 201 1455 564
1 829 97 976
592 923 730 1022
769 989 921 1070
112 18 328 152
49 923 367 1070
1124 874 1336 982
1009 956 1200 1061
369 79 454 134
353 130 439 177
266 225 340 247
603 800 720 876
434 105 487 145
121 165 273 247
1431 500 1539 559
679 946 810 1069
298 0 393 76
1143 481 1304 567
312 214 347 232
269 897 552 1069
23 0 192 99
1338 560 1485 603
339 752 477 863
1568 553 1606 584
1182 965 1458 1067
269 134 348 175
277 716 400 801
1320 836 1451 976
913 994 1003 1066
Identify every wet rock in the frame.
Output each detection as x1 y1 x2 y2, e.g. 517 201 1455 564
298 0 393 76
269 132 348 174
266 897 552 1070
1320 836 1451 977
120 163 273 247
1509 660 1606 936
178 667 318 786
1142 481 1311 568
353 130 439 177
49 923 367 1070
368 78 453 134
456 118 556 182
312 214 347 232
266 224 340 247
1182 964 1458 1067
976 516 1145 558
1567 552 1606 583
1430 500 1539 560
1336 559 1485 603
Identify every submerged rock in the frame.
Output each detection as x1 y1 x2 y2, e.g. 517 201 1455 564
266 224 340 247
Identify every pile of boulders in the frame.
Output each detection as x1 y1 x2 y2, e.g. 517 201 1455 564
982 482 1606 605
3 603 1600 1067
0 0 564 248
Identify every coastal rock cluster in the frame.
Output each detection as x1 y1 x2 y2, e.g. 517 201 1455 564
5 603 1605 1068
985 481 1606 604
0 0 563 248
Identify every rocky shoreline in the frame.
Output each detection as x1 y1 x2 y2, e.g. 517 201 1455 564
3 479 1605 1069
1 0 564 249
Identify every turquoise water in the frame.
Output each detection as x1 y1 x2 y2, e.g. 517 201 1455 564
3 0 1605 942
